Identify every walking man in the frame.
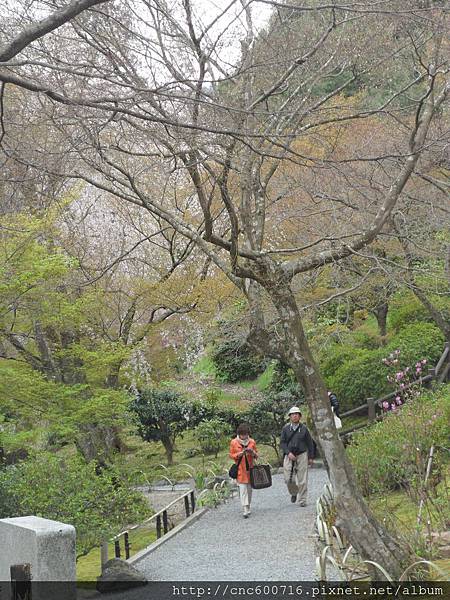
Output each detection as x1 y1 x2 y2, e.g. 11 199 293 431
280 406 314 506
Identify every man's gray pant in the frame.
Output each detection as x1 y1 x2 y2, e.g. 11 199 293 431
283 452 308 504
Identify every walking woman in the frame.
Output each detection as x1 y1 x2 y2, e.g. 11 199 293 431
229 423 258 518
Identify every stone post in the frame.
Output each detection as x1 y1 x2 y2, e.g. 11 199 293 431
367 397 376 423
0 516 76 600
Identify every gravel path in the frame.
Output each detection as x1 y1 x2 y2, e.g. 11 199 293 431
134 466 329 581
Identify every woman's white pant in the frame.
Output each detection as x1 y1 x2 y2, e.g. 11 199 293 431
238 482 252 507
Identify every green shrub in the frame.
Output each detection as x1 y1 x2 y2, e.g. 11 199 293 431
194 418 231 457
320 344 366 382
0 452 150 557
390 322 444 367
130 388 193 465
388 299 431 332
351 328 382 350
197 484 232 508
195 391 242 430
329 348 387 411
388 296 450 334
348 385 450 496
267 361 302 397
329 323 444 411
211 339 268 383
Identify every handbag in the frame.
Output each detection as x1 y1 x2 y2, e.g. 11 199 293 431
250 463 272 490
228 452 248 479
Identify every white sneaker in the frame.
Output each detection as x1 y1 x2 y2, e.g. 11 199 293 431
243 506 250 518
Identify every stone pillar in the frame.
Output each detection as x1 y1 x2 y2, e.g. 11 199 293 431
0 516 76 600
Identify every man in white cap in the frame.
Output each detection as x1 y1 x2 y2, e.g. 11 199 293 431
280 406 314 506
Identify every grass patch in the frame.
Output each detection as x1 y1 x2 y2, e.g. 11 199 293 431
236 363 274 391
216 390 249 410
77 524 157 581
366 480 450 579
192 354 216 377
115 430 232 482
115 427 282 484
341 414 368 432
256 362 275 391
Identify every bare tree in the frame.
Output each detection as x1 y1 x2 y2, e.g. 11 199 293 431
0 0 448 576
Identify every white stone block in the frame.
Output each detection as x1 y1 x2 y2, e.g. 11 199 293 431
0 515 76 581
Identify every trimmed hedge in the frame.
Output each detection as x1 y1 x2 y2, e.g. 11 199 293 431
320 345 366 382
328 322 444 411
211 339 268 383
389 296 450 333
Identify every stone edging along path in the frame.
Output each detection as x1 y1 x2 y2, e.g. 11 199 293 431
131 468 329 581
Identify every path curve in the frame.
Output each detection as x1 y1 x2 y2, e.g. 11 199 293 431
135 468 329 581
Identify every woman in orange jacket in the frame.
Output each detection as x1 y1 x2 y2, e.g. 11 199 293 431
229 423 258 518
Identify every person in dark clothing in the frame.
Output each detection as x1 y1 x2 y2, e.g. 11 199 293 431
328 391 340 418
280 406 314 506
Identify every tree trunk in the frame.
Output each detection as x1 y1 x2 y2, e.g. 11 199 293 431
372 303 389 340
260 275 409 579
106 363 121 389
161 435 174 466
273 441 283 466
75 424 122 466
410 286 450 343
59 330 87 384
33 320 63 382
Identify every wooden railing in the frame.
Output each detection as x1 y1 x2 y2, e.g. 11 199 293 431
339 342 450 439
100 488 196 568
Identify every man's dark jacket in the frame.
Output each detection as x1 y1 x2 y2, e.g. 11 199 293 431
280 423 314 459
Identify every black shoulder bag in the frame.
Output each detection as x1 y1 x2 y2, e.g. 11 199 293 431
229 448 249 479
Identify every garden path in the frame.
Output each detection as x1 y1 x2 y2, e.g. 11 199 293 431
101 467 329 600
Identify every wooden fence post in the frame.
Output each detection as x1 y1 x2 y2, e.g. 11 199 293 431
100 542 109 568
114 540 121 558
190 491 195 513
124 532 131 559
184 495 190 517
367 397 376 423
156 515 162 539
10 564 32 600
162 511 168 535
427 367 436 388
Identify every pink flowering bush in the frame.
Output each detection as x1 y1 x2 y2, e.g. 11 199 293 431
348 385 450 497
328 322 443 411
381 349 427 412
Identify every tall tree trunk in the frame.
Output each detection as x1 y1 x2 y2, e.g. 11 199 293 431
410 286 450 343
33 320 63 382
106 363 121 389
75 423 122 466
393 218 450 343
257 271 409 579
372 303 389 340
162 436 174 466
59 330 87 384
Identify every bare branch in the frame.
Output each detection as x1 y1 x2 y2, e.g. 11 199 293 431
0 0 111 63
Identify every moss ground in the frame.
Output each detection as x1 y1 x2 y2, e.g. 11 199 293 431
77 524 158 581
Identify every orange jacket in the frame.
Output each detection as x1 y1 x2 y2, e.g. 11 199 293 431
229 437 258 484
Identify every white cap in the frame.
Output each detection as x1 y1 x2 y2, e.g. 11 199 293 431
288 406 301 415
